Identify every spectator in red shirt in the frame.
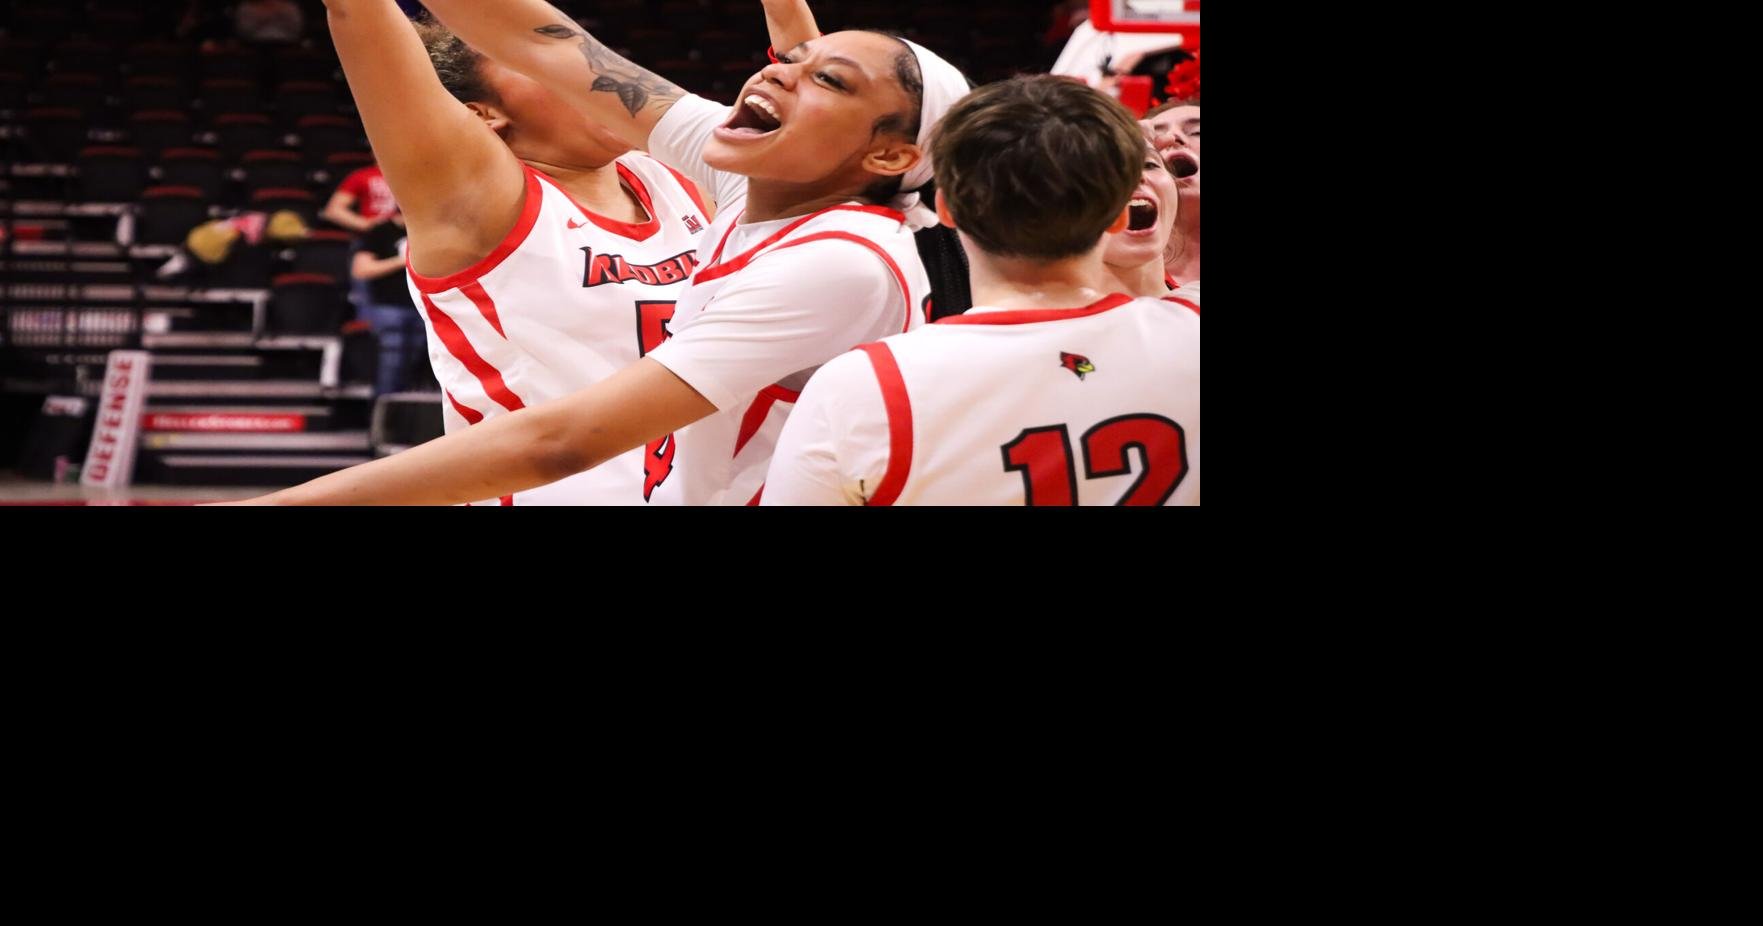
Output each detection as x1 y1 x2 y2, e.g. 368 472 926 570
321 163 399 233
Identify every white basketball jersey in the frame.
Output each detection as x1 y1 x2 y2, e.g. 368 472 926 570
768 294 1200 506
405 156 711 505
647 204 931 506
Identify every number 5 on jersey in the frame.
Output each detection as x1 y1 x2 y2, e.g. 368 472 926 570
636 300 677 500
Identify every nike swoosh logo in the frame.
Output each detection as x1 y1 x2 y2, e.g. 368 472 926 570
568 218 587 229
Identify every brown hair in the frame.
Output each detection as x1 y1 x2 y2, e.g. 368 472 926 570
412 13 499 105
929 75 1142 260
1146 98 1199 119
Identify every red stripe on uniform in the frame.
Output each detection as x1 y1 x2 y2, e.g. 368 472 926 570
774 231 914 333
500 495 514 506
704 211 745 266
459 280 508 339
937 294 1135 326
407 167 545 294
732 384 801 458
746 485 764 506
1166 295 1200 315
857 343 913 506
537 164 661 241
421 293 526 413
445 390 484 425
692 205 907 285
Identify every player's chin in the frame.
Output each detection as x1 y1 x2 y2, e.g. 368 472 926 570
1107 240 1162 270
702 137 758 174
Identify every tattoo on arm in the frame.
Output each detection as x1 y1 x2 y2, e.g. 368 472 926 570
534 22 684 117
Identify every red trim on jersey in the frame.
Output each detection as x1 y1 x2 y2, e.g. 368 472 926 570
703 212 745 266
1165 273 1178 291
733 384 801 458
661 163 711 219
774 231 914 333
421 293 526 413
936 294 1136 326
406 167 545 295
459 280 508 339
858 343 913 507
1166 295 1200 315
500 495 514 506
746 485 764 506
538 163 662 241
692 205 909 285
445 390 484 425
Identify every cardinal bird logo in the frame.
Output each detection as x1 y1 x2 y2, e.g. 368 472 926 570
1060 352 1095 381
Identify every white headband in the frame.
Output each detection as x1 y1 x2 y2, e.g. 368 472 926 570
891 39 971 230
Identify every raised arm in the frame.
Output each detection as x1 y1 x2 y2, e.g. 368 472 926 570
762 0 822 55
419 0 686 151
323 0 526 275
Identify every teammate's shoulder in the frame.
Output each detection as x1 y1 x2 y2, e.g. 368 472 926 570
1153 289 1200 321
614 151 665 173
765 228 906 278
808 203 915 235
797 345 889 407
872 320 964 356
820 344 883 378
1164 280 1200 310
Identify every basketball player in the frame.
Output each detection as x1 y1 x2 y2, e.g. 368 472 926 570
1144 99 1200 287
229 0 970 505
323 0 712 505
762 76 1200 506
1101 132 1199 313
1102 134 1187 301
1147 100 1201 158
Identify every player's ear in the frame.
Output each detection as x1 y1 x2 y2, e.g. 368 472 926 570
863 139 921 180
936 189 957 229
465 101 512 137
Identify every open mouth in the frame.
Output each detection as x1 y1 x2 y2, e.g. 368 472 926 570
721 93 783 138
1128 195 1160 232
1166 150 1199 179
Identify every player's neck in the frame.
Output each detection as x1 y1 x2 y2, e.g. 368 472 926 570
967 245 1118 311
1103 259 1169 299
1165 196 1200 285
741 180 866 224
1164 230 1200 286
526 159 649 226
